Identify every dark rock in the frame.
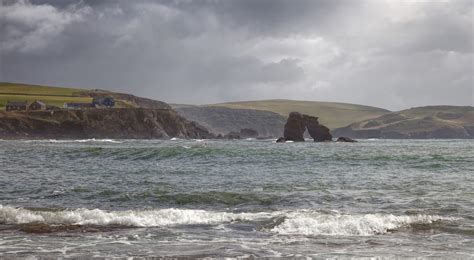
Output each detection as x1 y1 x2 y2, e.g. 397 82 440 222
336 136 357 142
309 124 332 141
275 137 286 143
283 112 332 142
283 112 307 141
224 131 241 139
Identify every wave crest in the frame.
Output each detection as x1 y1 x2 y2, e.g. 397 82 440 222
270 211 457 236
0 205 270 227
0 206 458 236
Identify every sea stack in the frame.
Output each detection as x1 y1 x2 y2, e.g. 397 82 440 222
280 112 333 142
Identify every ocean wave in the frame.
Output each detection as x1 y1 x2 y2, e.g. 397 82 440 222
0 205 272 227
51 138 122 143
20 139 122 143
270 211 458 236
0 205 458 236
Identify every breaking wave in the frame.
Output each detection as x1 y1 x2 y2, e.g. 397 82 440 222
270 211 458 236
21 139 122 143
0 206 458 236
0 205 271 227
48 138 122 143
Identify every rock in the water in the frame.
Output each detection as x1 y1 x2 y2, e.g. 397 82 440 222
275 137 286 143
304 115 332 142
283 112 307 141
282 112 332 142
336 136 357 142
224 131 241 139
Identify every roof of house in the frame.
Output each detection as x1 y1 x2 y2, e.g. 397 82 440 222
30 100 46 106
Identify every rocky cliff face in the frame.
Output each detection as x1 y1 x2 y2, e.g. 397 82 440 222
174 106 286 138
283 112 332 142
0 108 213 139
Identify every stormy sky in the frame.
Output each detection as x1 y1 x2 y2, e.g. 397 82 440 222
1 0 472 110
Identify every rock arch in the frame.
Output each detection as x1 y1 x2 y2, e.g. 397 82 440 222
282 112 332 142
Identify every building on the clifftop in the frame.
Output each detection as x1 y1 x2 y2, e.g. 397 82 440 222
63 102 95 109
92 97 115 108
5 101 28 111
28 100 46 111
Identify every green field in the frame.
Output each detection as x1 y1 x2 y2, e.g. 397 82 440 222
0 94 92 109
0 82 170 110
0 82 91 109
210 99 390 128
0 82 86 96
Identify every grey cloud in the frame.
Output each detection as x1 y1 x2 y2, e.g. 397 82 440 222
0 0 91 53
0 0 472 110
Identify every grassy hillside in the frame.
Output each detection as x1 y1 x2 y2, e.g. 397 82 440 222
0 82 91 109
0 82 85 96
0 82 170 110
357 106 473 129
210 99 390 129
332 106 474 139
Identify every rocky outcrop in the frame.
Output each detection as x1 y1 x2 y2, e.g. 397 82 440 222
283 112 307 141
0 108 214 139
281 112 333 142
336 136 357 142
224 131 241 139
276 137 286 143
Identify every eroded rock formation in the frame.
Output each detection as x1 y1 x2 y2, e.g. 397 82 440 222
281 112 333 142
336 136 357 142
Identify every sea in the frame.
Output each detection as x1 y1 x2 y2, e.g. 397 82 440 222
0 138 473 258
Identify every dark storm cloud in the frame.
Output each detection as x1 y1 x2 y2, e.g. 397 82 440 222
1 0 472 109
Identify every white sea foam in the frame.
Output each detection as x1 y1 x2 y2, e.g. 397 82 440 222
0 206 457 236
271 211 457 236
24 139 122 143
0 205 271 227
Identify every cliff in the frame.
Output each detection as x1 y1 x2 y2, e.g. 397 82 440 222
332 106 474 139
173 105 286 138
0 108 213 139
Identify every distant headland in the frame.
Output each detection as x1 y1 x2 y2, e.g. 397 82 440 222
1 82 473 139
